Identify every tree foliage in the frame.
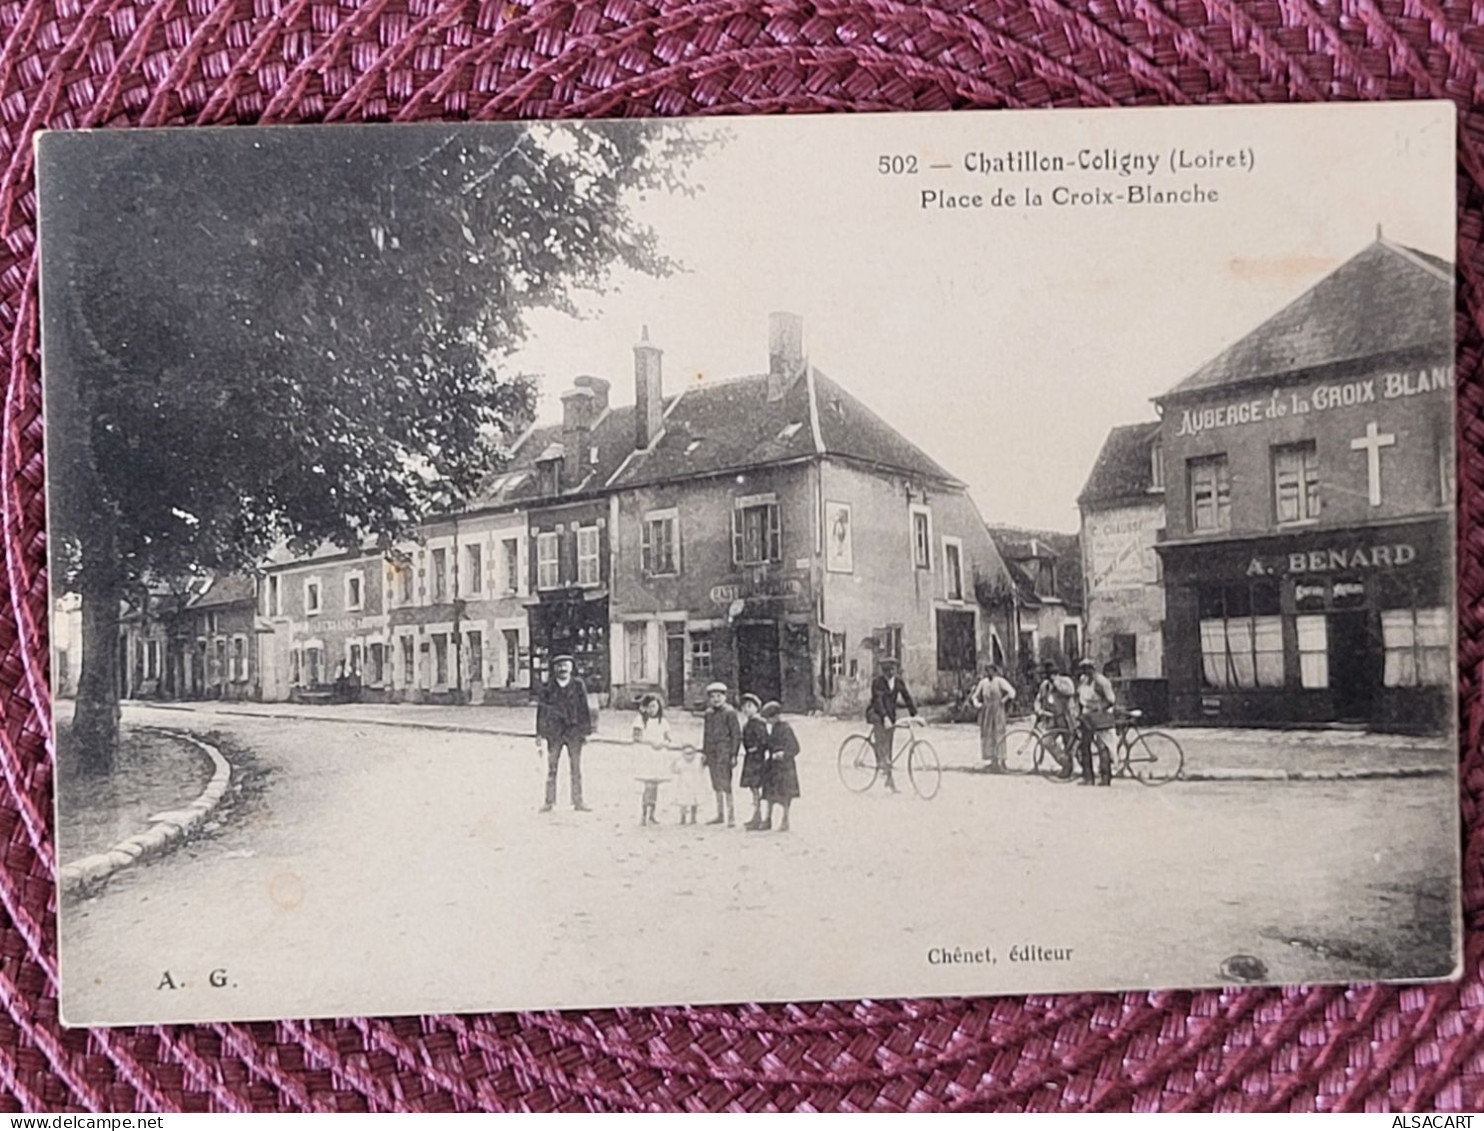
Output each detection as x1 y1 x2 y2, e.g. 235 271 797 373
39 119 715 768
42 119 713 588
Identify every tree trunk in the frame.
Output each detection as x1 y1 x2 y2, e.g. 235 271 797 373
72 574 122 775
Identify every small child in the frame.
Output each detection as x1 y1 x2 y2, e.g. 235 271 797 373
670 744 708 825
631 694 672 826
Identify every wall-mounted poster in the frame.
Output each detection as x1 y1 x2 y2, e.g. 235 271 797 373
825 501 854 573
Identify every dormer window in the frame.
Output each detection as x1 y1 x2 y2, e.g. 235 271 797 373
538 458 561 497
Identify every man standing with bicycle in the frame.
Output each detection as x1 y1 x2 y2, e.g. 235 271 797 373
867 656 917 793
1074 658 1117 787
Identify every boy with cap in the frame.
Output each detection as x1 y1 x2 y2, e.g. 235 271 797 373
701 682 743 826
535 654 593 812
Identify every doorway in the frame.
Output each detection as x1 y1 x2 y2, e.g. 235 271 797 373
736 621 782 705
1328 611 1376 723
665 624 686 706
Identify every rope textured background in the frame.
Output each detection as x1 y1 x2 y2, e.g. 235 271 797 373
0 0 1480 1112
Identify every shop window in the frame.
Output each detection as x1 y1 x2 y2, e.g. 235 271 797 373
1296 615 1328 688
1188 455 1231 533
577 526 601 586
401 636 415 684
369 643 385 685
537 532 562 589
1063 624 1081 662
433 633 449 685
232 635 247 681
643 511 679 576
465 544 483 595
936 610 977 673
291 649 301 685
690 632 713 680
1198 581 1282 689
733 497 781 566
431 549 448 602
305 647 323 686
911 506 932 569
1273 442 1320 524
1382 607 1450 688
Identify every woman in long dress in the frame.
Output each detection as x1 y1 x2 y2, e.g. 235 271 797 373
970 663 1016 772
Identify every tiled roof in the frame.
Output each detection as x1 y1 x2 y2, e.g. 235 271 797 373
606 373 819 490
987 525 1083 609
811 371 959 485
1078 422 1161 508
189 573 256 608
477 367 961 500
1159 239 1453 401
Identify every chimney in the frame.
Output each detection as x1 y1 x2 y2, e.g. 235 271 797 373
767 311 804 402
573 374 611 415
560 384 599 487
634 326 664 450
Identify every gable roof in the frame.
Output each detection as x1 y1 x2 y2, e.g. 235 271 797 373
987 525 1084 610
472 364 962 505
1159 238 1453 401
1078 422 1161 508
190 573 257 609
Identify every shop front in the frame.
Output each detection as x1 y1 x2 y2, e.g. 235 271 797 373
528 587 609 696
1160 515 1451 733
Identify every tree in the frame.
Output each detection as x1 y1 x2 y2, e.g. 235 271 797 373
40 120 713 771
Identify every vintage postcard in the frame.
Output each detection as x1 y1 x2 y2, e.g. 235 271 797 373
38 101 1460 1026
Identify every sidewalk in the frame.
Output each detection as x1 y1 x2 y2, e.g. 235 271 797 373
128 698 1456 781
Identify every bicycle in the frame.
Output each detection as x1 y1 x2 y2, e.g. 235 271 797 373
1001 717 1078 779
837 718 941 799
1074 710 1185 785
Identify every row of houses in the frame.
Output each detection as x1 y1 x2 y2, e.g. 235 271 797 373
59 314 1035 716
1077 234 1454 733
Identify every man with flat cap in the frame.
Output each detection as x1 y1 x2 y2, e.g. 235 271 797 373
536 654 593 812
866 656 917 793
701 681 743 826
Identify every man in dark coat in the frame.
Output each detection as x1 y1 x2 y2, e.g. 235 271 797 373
536 654 593 812
866 656 917 792
701 681 743 826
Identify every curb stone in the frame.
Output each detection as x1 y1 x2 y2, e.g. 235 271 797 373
943 764 1450 783
57 728 232 899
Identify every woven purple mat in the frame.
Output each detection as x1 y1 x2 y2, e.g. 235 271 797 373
1 0 1483 1113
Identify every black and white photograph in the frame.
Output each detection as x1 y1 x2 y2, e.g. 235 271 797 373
39 101 1460 1026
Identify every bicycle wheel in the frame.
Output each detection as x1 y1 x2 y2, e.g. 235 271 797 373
1126 731 1185 785
1002 726 1039 774
837 734 879 793
1035 730 1078 782
907 739 942 799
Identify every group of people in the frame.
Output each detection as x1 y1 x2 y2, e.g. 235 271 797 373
533 654 801 830
1029 658 1121 786
632 683 800 832
868 652 1121 787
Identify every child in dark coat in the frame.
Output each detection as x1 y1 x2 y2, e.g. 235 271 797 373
756 701 801 833
738 694 768 829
